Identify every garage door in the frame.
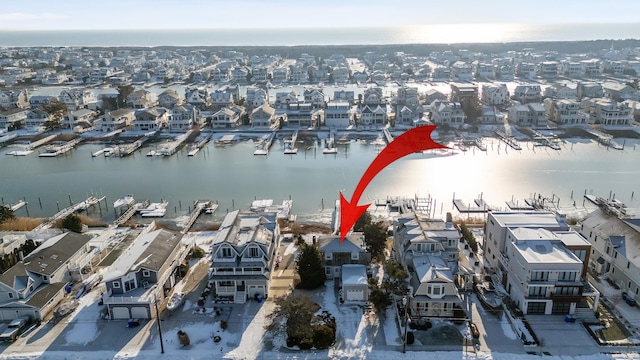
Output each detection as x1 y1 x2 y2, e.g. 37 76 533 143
131 307 150 319
111 307 130 320
347 289 365 301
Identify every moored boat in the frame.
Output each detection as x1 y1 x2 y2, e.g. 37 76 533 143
166 292 185 311
113 194 135 209
475 283 502 312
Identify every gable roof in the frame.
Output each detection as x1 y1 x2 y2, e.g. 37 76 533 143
23 232 91 277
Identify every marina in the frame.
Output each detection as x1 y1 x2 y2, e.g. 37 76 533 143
322 130 338 154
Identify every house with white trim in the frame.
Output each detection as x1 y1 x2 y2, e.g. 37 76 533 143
209 209 279 304
0 232 92 321
318 234 370 280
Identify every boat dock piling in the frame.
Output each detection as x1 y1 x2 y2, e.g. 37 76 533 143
494 130 522 150
181 200 216 233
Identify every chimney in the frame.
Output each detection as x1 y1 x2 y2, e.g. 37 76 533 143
445 212 453 229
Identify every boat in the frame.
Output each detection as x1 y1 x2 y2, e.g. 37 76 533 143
113 194 135 209
4 200 27 212
475 283 502 313
166 292 185 311
139 201 168 217
92 149 106 157
469 322 480 339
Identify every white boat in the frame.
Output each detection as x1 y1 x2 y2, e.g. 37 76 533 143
6 150 33 156
146 150 157 157
139 201 168 217
92 149 106 157
322 147 337 154
113 194 135 209
166 292 185 311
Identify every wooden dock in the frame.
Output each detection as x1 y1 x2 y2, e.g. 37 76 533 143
583 128 623 150
495 130 522 150
453 199 493 213
114 200 149 226
33 196 103 231
28 134 57 150
181 200 216 233
39 138 83 157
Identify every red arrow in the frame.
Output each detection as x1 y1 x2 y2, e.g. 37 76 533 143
339 125 447 242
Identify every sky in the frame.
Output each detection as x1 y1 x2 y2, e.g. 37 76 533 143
1 0 640 31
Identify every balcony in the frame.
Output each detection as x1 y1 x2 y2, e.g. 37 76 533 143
550 293 582 303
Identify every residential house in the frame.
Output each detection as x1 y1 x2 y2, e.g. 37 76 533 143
512 85 542 103
352 70 368 84
102 228 187 320
481 84 509 106
577 81 604 100
547 99 590 125
246 87 269 109
584 98 632 126
516 62 537 79
429 100 465 126
424 89 447 104
62 109 96 130
59 89 98 111
323 102 353 129
185 87 211 110
483 211 570 277
210 85 239 109
431 67 451 81
272 67 289 83
28 95 56 109
290 64 309 83
209 209 279 304
278 103 323 128
396 86 420 107
357 104 388 128
543 83 577 100
580 59 602 77
474 62 495 79
0 232 92 321
602 82 639 102
0 108 28 130
318 234 370 280
559 61 584 77
133 107 169 131
158 89 182 108
274 91 298 110
231 66 250 84
451 61 473 80
126 89 155 109
579 209 640 305
168 105 198 131
25 109 50 128
331 66 350 84
396 105 421 127
211 67 230 83
96 108 135 131
478 106 504 124
250 104 278 129
501 228 598 316
508 103 546 127
450 83 478 103
538 61 559 78
303 89 328 108
211 106 243 128
392 213 464 319
333 90 355 105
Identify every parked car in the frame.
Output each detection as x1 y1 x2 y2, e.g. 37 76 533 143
0 316 31 342
622 292 638 307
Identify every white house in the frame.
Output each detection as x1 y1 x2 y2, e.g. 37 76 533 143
324 102 353 129
341 264 369 303
429 100 465 126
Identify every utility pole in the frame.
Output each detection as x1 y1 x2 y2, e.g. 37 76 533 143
154 293 164 354
402 296 409 353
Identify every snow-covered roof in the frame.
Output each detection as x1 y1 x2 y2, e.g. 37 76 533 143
341 264 367 286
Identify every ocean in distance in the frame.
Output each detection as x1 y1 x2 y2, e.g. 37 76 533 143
2 23 640 47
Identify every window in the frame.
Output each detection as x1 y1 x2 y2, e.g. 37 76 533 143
142 270 150 277
351 252 359 261
530 271 549 281
558 271 577 282
248 247 259 258
113 281 120 288
8 293 13 299
614 251 618 259
325 267 331 275
325 252 333 260
628 262 631 269
221 247 232 258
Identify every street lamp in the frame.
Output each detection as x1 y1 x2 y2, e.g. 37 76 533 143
402 296 409 353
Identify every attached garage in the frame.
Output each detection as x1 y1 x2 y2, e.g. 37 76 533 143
110 307 130 320
341 264 368 303
131 307 150 319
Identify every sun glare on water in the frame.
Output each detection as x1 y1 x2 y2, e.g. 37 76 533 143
396 23 526 44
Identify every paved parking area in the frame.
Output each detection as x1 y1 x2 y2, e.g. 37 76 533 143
525 315 600 356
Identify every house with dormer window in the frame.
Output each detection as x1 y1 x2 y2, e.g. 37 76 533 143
209 209 279 303
102 227 188 320
126 89 155 109
0 232 92 321
133 107 168 131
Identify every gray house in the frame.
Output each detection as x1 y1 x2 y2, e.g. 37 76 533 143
102 228 186 320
